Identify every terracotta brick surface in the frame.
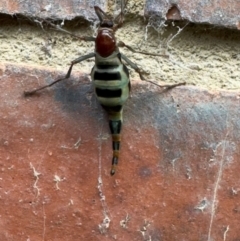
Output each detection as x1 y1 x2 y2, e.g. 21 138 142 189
0 0 105 20
145 0 240 29
0 0 239 29
0 63 240 240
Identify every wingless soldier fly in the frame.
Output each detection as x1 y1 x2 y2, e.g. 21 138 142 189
25 0 185 175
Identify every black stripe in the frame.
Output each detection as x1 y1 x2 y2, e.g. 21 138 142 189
113 141 120 150
96 64 119 70
109 120 122 134
101 105 122 112
96 88 122 98
94 71 121 81
112 156 118 167
117 53 121 60
123 64 129 78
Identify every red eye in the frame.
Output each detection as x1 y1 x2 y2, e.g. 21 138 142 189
96 29 116 57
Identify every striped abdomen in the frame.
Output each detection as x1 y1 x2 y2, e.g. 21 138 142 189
91 52 130 175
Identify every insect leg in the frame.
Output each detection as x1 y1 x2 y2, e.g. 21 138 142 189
120 53 148 80
113 0 129 30
118 41 169 58
38 19 96 42
121 53 186 89
24 52 95 96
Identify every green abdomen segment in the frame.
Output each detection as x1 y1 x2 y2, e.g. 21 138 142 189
92 55 130 175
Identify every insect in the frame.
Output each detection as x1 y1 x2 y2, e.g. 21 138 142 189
24 0 185 175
